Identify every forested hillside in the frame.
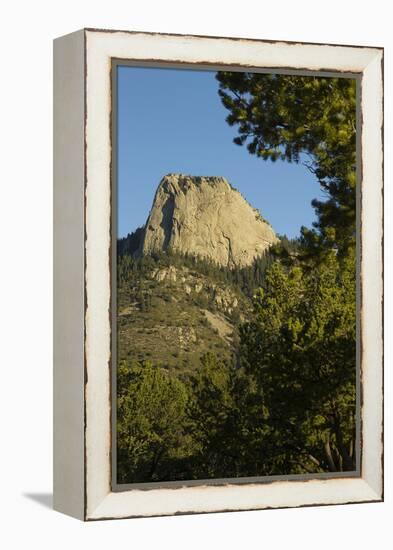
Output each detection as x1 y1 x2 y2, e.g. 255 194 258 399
117 73 357 484
117 232 356 483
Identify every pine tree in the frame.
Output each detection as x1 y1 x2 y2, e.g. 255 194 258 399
216 72 356 257
239 251 356 473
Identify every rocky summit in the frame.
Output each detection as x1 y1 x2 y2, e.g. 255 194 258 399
138 174 278 268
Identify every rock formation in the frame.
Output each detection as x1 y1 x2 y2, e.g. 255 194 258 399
138 174 278 268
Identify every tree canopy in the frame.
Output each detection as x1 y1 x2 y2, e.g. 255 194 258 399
117 362 193 482
116 72 358 483
239 251 356 472
216 73 357 257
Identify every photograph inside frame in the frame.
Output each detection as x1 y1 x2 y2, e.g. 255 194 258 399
114 64 358 485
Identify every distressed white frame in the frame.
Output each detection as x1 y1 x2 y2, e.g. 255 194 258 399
53 29 383 521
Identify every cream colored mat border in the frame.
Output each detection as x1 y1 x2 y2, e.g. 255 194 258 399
84 30 383 519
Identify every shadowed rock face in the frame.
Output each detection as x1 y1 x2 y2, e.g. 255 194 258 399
138 174 278 268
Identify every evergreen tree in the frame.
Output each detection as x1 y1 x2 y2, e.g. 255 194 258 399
117 361 194 482
118 226 144 257
239 251 356 472
216 73 356 257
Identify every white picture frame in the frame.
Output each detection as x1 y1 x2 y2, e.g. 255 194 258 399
53 28 383 521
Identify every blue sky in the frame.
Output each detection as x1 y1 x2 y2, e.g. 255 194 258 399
117 65 324 239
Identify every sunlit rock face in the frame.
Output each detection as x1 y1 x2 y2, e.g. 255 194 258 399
138 174 278 268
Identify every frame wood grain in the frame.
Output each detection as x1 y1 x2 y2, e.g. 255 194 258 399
53 28 383 521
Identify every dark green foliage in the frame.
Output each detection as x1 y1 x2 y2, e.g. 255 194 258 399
186 353 278 478
117 253 356 482
117 73 357 483
213 71 357 472
117 361 195 482
186 353 237 478
216 72 356 257
117 226 144 257
116 250 242 375
118 241 278 297
239 251 356 473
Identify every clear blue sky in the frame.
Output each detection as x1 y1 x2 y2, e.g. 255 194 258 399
117 65 323 239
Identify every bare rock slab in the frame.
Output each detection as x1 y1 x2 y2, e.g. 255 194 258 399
139 174 278 268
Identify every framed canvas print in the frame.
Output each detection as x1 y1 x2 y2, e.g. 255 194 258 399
53 28 384 520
